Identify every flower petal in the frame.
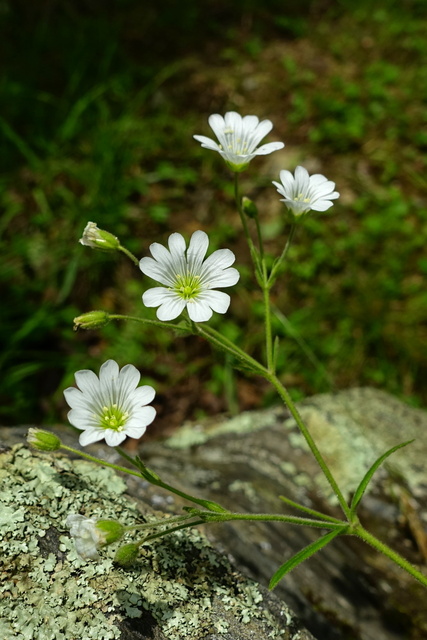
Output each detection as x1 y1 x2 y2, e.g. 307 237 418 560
187 230 209 272
202 290 231 314
130 385 156 406
104 430 127 447
129 405 157 426
187 299 213 322
142 287 172 307
139 256 175 287
254 141 285 156
79 428 106 446
124 424 148 439
193 135 221 151
63 387 88 410
99 360 120 385
143 288 187 320
310 199 336 212
201 248 236 277
156 296 187 321
74 369 100 396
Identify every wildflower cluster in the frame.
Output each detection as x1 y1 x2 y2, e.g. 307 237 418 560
26 110 426 594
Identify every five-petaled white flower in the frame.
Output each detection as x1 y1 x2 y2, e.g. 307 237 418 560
194 111 284 172
273 166 339 217
63 359 156 447
139 230 240 322
66 514 105 560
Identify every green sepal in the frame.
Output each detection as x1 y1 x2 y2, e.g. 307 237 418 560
269 527 347 590
242 196 258 219
73 310 110 330
350 440 414 515
114 543 139 568
27 428 62 451
96 519 125 545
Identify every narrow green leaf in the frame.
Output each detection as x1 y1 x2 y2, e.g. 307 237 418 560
278 495 344 524
350 440 414 514
269 527 346 590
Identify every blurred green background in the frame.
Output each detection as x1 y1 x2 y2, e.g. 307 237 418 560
1 0 426 430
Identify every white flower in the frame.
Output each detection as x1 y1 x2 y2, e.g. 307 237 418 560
194 111 284 171
273 166 339 217
139 230 240 322
63 359 156 447
66 514 105 560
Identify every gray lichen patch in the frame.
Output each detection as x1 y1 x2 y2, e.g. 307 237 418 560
166 407 284 450
283 388 427 502
0 444 296 640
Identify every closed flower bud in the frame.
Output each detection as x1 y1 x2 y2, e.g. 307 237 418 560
27 428 61 451
114 543 139 568
79 222 120 251
73 310 110 331
96 520 125 545
242 196 258 219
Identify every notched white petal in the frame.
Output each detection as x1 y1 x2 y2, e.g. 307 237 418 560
195 111 284 168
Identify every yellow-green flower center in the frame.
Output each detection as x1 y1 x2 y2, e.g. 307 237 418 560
218 129 250 156
99 404 129 431
293 192 311 203
174 273 202 300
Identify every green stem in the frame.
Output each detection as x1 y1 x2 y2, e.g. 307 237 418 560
149 475 226 512
234 173 260 273
267 376 352 520
194 324 350 521
126 514 194 533
60 444 145 479
254 215 265 261
118 244 140 267
110 314 188 333
135 519 205 547
234 173 251 246
194 323 267 376
198 510 346 530
62 443 225 512
262 274 274 372
355 524 427 588
268 223 297 286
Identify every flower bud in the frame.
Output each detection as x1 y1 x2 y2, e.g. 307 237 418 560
242 196 258 219
79 222 120 251
73 310 110 331
96 520 125 545
114 543 139 568
27 428 61 451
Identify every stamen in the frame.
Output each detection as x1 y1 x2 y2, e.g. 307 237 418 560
99 404 129 432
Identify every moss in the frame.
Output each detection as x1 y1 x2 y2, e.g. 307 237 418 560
0 445 295 639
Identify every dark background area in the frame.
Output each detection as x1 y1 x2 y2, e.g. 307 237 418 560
1 0 427 429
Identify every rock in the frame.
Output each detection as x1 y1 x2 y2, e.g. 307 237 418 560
0 443 315 640
2 387 427 640
137 388 427 640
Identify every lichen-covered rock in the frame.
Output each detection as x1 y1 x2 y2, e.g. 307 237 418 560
0 444 315 640
138 388 427 640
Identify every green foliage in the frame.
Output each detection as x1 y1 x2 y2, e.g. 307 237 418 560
1 0 427 424
269 528 346 590
349 440 414 515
